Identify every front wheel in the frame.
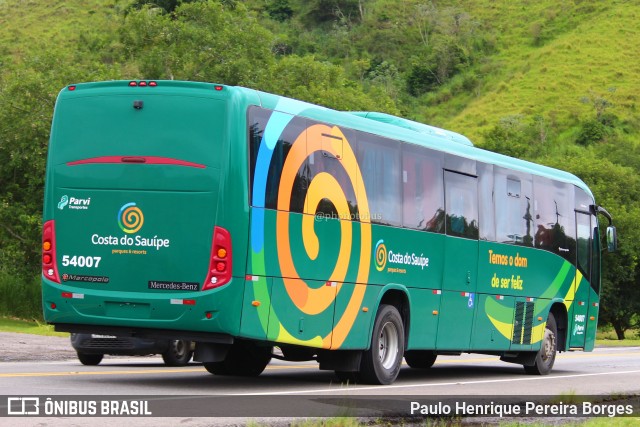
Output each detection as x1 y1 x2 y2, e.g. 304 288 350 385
524 312 557 375
359 304 405 385
162 340 193 366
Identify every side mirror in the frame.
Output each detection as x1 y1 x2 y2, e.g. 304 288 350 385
606 226 617 252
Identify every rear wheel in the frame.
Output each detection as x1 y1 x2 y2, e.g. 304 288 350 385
204 340 272 377
162 340 193 366
524 313 557 375
77 352 103 366
404 351 437 369
359 304 405 385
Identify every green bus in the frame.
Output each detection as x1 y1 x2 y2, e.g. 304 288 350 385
42 80 616 385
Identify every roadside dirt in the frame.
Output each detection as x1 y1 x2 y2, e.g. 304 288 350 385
0 332 76 362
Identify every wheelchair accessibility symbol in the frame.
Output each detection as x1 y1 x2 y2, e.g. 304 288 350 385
467 293 475 308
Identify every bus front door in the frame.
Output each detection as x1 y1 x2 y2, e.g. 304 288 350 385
570 211 593 348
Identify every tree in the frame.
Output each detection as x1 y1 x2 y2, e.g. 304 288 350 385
263 55 399 113
0 51 120 280
295 0 361 25
480 115 547 159
266 0 294 22
405 2 477 97
129 0 204 14
120 2 275 86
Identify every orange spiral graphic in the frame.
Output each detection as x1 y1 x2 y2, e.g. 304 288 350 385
276 124 371 349
375 240 387 272
118 203 144 234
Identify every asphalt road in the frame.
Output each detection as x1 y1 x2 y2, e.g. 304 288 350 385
1 347 639 425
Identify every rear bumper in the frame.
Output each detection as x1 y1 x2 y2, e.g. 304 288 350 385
43 276 242 344
70 333 170 355
60 324 233 344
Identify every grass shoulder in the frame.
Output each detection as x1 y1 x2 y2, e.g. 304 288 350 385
596 328 640 347
253 415 640 427
0 316 68 337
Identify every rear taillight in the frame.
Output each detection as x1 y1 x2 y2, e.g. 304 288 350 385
203 226 232 291
42 220 61 283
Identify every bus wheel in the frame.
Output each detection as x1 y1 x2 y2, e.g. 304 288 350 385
404 351 437 369
162 340 193 366
524 313 557 375
77 352 103 366
359 304 405 385
203 340 272 377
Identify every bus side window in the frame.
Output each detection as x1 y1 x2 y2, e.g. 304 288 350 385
478 163 495 241
307 123 358 218
356 132 401 226
248 106 272 205
591 220 601 294
534 176 576 260
401 146 444 232
444 171 478 239
576 212 591 282
248 107 308 213
495 168 533 246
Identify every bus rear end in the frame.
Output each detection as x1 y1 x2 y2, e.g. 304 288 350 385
42 81 247 344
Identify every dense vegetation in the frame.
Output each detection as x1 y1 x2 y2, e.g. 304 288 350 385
1 0 639 337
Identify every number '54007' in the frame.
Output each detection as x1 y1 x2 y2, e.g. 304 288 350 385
61 255 102 268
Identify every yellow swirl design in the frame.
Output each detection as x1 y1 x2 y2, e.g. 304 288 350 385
119 204 144 234
276 124 371 349
375 240 387 272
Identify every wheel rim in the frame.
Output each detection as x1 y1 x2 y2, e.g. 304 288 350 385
541 328 556 364
378 321 399 370
170 340 187 358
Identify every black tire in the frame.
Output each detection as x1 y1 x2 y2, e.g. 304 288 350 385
162 340 193 367
77 352 103 366
524 312 557 375
359 304 405 385
203 340 272 377
404 351 437 369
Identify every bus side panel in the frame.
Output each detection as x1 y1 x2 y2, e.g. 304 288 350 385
330 282 377 350
470 294 514 351
239 276 273 341
476 242 571 301
405 287 441 350
584 287 600 351
247 208 340 349
568 281 589 349
367 228 444 289
436 290 476 350
473 241 574 351
267 277 336 349
436 235 478 351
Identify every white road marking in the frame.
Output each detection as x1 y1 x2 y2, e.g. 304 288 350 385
229 369 640 396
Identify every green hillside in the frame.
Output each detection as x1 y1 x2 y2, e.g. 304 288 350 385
0 0 121 58
2 0 637 144
436 1 640 142
1 0 639 335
